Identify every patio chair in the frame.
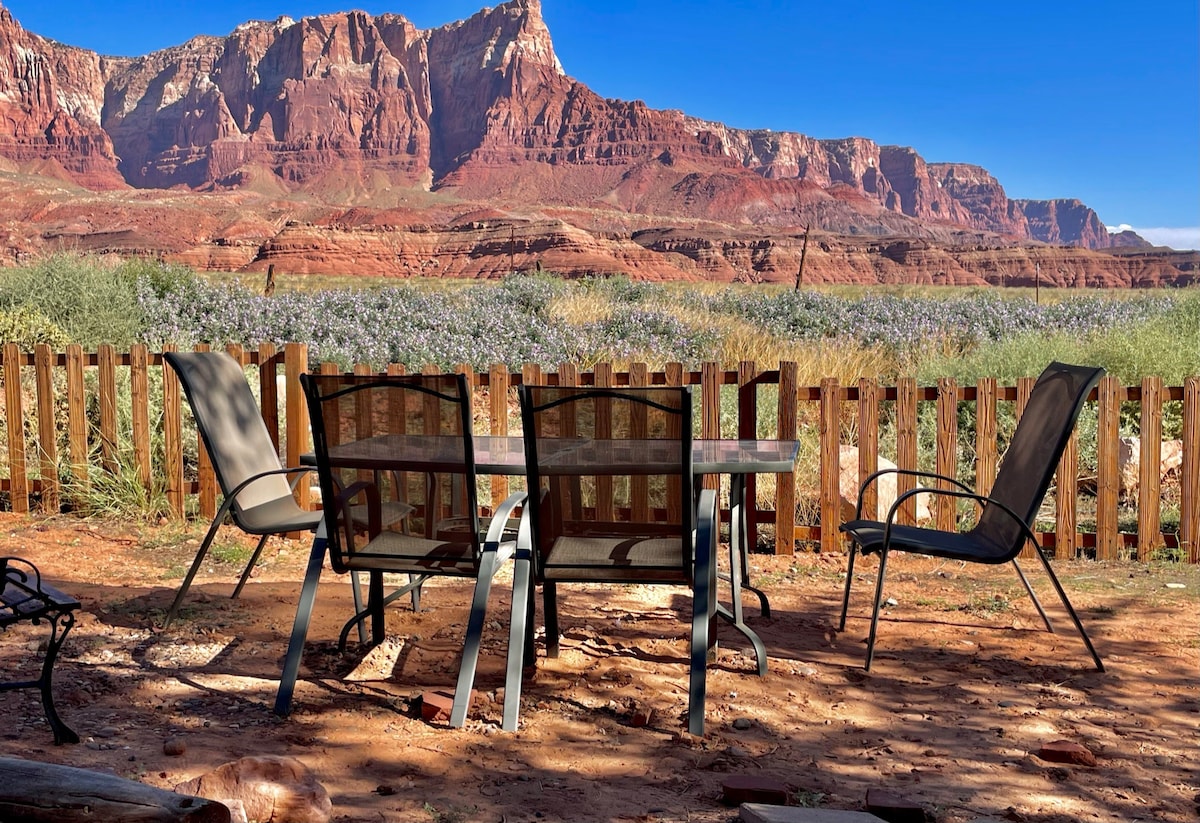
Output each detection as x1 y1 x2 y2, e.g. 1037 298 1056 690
839 361 1106 672
275 372 524 725
503 385 719 735
162 351 323 628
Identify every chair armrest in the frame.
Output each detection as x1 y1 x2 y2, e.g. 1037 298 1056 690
482 491 528 555
224 465 315 501
878 485 1038 554
330 481 381 567
855 467 975 518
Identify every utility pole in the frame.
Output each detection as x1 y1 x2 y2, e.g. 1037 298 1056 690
795 224 810 291
1035 261 1040 305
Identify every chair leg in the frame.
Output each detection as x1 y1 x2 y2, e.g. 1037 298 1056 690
864 549 890 671
231 534 272 600
163 508 229 628
37 609 79 745
1010 558 1054 632
1032 551 1105 672
450 552 502 728
503 547 534 732
409 573 422 612
351 571 368 644
688 488 718 737
368 571 385 645
838 543 860 632
275 534 327 716
544 581 560 658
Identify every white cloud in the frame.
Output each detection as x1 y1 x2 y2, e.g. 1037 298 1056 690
1106 224 1200 250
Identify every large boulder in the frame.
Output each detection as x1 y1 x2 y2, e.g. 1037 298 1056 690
838 445 932 523
175 756 331 823
1117 437 1184 495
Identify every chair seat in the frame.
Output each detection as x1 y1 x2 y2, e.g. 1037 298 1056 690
841 519 1012 564
236 496 324 534
344 531 479 575
542 533 688 582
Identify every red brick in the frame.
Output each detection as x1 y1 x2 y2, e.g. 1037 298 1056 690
1038 740 1096 766
721 775 788 806
866 788 926 823
420 690 457 722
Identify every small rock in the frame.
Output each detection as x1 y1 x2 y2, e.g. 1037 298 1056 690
375 785 396 796
629 704 655 727
163 737 187 756
1165 582 1185 589
732 718 753 731
1038 740 1096 767
884 597 899 607
95 726 120 739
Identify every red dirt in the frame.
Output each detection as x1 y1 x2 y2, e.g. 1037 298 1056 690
0 512 1196 822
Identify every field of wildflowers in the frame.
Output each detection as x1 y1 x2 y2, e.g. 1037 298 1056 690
130 268 1200 385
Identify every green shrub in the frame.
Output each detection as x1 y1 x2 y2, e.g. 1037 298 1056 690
0 252 143 347
0 305 71 350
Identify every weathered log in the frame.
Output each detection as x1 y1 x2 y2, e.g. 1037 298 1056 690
0 756 230 823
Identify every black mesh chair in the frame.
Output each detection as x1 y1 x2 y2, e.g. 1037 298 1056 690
839 361 1105 672
503 385 719 735
274 372 523 724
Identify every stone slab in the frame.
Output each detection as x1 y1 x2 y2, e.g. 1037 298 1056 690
741 804 886 823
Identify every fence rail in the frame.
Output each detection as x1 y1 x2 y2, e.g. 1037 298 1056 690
0 342 1196 563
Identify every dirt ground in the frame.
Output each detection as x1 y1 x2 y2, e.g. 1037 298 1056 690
0 511 1196 823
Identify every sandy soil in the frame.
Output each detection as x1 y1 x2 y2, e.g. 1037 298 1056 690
0 512 1196 823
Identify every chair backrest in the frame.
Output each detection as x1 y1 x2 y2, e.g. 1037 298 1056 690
971 361 1104 555
301 372 479 572
164 351 293 519
518 385 694 579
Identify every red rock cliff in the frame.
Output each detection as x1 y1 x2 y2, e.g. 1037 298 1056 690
0 1 1150 253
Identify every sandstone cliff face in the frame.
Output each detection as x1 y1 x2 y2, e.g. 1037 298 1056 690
0 0 1128 249
0 7 124 188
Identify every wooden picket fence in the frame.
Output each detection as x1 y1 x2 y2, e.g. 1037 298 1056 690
0 341 1196 562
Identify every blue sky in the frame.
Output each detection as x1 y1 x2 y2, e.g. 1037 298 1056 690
5 0 1198 248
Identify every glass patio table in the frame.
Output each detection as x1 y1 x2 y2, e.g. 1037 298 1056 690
275 436 798 714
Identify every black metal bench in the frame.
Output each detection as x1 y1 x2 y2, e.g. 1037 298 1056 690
0 556 80 744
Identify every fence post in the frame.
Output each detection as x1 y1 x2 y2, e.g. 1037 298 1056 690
700 362 720 493
1014 376 1035 558
775 361 797 555
857 378 879 521
65 344 88 493
97 344 118 475
130 344 152 492
1137 376 1164 558
895 378 918 525
284 343 310 521
1095 376 1121 560
737 361 759 550
259 343 280 449
3 344 28 513
1183 377 1199 563
819 377 840 554
629 363 650 523
975 377 998 513
193 344 217 521
34 344 59 513
935 377 958 531
161 344 184 518
1055 418 1080 560
488 364 511 509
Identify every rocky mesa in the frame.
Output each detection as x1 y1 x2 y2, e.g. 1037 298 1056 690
0 0 1194 286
